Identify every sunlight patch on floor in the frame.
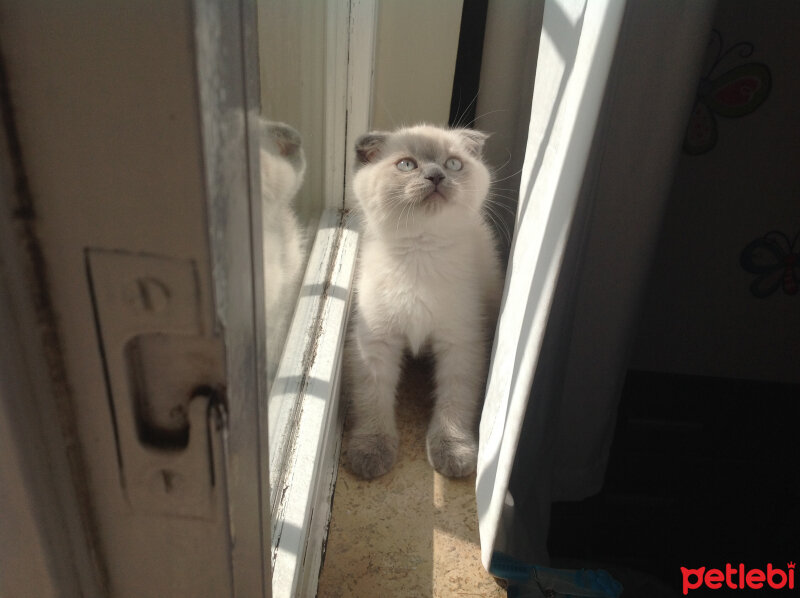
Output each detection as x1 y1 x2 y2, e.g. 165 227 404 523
316 357 506 597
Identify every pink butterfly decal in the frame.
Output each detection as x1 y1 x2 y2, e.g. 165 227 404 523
683 30 771 155
740 230 799 298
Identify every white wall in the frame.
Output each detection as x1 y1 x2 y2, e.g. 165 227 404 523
371 0 463 130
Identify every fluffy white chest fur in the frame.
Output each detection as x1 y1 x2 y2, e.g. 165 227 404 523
345 124 502 480
358 225 491 355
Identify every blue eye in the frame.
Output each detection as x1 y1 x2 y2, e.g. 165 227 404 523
445 157 462 171
396 158 417 171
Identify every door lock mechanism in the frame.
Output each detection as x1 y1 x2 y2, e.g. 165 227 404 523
87 249 227 519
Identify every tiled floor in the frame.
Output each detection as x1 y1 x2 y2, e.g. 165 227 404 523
317 356 506 598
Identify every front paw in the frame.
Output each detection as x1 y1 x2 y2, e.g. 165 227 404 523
345 433 399 479
426 430 477 478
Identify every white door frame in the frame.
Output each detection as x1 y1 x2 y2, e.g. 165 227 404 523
0 0 376 596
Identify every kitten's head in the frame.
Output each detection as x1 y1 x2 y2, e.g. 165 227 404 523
352 124 490 231
260 120 306 206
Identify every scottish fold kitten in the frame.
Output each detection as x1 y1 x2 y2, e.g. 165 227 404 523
259 119 307 389
346 124 503 479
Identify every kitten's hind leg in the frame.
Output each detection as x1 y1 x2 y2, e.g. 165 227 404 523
345 324 404 479
427 334 485 478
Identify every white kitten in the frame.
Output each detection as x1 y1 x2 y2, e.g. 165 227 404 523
259 119 307 390
346 124 503 479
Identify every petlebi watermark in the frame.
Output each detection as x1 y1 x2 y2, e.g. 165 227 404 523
681 562 796 595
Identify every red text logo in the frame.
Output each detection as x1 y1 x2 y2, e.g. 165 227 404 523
681 562 795 594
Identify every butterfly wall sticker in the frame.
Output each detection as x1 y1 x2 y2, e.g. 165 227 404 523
683 30 771 155
740 230 799 298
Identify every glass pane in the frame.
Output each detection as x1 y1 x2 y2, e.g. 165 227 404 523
256 1 330 503
257 1 326 384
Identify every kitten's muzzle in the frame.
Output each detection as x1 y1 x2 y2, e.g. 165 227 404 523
422 165 445 187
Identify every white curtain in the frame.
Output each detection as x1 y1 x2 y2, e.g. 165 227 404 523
477 0 717 571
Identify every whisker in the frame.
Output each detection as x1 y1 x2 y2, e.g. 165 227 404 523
463 108 511 130
486 194 515 207
490 168 524 184
488 150 514 175
451 89 480 129
482 206 513 246
485 201 517 217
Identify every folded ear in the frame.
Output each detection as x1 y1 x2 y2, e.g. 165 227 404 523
355 132 388 167
456 128 490 158
263 121 303 157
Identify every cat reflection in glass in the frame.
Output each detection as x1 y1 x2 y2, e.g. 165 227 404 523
259 119 306 388
346 125 502 479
